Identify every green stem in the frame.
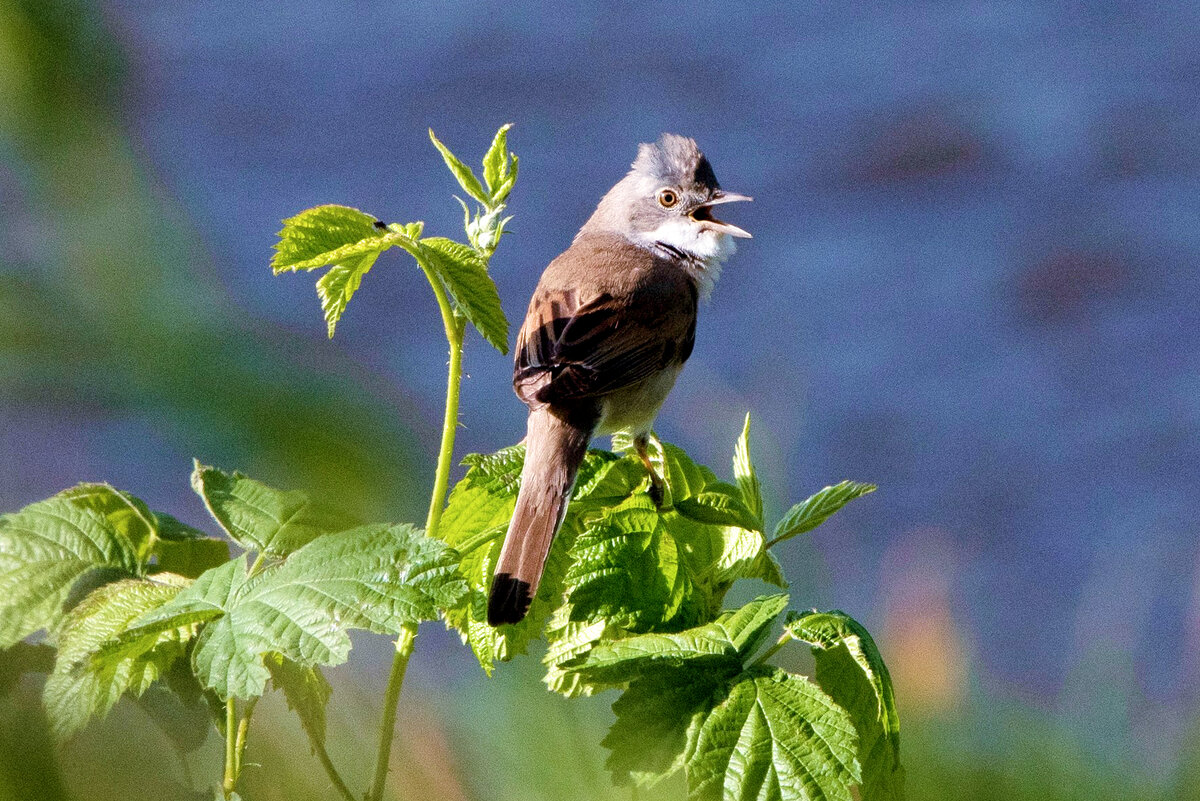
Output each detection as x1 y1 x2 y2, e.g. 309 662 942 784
234 696 259 778
309 734 357 801
752 631 797 668
223 698 237 797
368 623 418 801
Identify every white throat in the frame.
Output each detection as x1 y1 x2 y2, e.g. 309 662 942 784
633 219 736 299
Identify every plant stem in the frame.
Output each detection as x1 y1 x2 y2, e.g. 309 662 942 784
311 736 358 801
424 309 466 535
234 696 259 779
368 623 418 801
752 631 797 668
223 698 237 797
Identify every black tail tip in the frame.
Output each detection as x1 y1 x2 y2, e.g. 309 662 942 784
488 574 533 626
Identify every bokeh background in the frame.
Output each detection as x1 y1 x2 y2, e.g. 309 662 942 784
2 1 1198 799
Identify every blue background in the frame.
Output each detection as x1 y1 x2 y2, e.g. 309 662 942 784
2 2 1198 798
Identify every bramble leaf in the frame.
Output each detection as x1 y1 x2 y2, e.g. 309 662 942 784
564 494 695 631
266 652 332 748
43 578 192 739
733 414 763 526
270 205 388 273
153 536 230 579
565 594 788 684
118 524 465 698
419 236 509 353
481 123 515 200
687 667 861 801
787 610 904 799
439 447 632 673
315 251 383 337
771 481 877 547
0 494 145 647
190 461 354 556
429 129 490 204
603 668 716 787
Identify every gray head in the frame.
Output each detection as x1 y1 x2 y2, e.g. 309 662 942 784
579 134 751 267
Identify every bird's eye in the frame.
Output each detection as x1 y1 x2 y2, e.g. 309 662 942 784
657 188 679 208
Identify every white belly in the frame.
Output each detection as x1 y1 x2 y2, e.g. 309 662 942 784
594 365 682 437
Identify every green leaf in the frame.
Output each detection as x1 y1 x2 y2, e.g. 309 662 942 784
564 494 694 630
565 594 788 684
787 611 904 799
270 205 389 274
771 480 877 547
315 250 383 337
439 447 633 674
674 482 762 532
56 484 160 562
135 658 216 754
541 608 616 697
604 668 717 787
687 667 861 801
428 129 490 204
733 414 763 525
266 652 331 748
190 461 354 556
0 494 144 647
418 236 509 353
481 123 514 199
153 536 230 579
119 525 465 698
43 578 191 739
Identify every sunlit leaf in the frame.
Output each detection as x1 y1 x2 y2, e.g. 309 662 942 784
43 578 190 739
419 236 509 353
787 610 904 800
771 481 877 547
190 461 354 556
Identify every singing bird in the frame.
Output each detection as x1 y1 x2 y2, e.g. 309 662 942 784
487 134 751 626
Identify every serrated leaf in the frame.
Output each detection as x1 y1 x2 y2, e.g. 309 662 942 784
787 611 903 799
674 482 762 532
270 205 388 274
604 669 717 787
0 494 144 647
771 481 877 547
481 123 514 198
419 236 509 353
43 578 190 739
439 447 634 673
120 525 465 698
56 484 159 562
565 594 788 684
428 129 490 204
315 250 382 337
266 653 331 748
190 461 354 556
687 667 861 801
564 494 693 630
542 607 615 697
733 414 763 526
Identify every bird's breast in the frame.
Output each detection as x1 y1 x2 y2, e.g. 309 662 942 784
594 363 683 437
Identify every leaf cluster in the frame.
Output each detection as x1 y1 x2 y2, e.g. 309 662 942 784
435 416 898 800
271 125 517 344
0 463 466 748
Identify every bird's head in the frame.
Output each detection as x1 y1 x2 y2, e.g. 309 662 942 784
582 134 751 278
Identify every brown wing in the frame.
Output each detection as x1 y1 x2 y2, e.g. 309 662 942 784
514 268 698 408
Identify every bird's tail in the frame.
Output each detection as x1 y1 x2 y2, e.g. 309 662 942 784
488 407 592 626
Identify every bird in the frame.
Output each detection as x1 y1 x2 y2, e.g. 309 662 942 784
487 134 751 626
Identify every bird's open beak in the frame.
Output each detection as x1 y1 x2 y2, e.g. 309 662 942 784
691 191 753 238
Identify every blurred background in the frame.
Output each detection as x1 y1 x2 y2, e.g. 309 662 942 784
2 1 1198 798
